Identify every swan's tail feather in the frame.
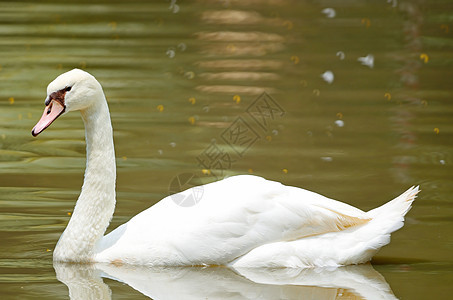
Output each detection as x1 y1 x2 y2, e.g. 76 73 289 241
350 185 420 262
367 185 419 220
231 187 420 268
334 186 419 266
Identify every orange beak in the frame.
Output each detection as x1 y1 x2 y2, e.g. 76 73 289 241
31 100 65 137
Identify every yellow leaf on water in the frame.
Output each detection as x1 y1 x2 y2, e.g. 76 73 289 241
420 53 429 63
283 20 293 30
361 18 371 28
226 44 236 53
108 21 117 30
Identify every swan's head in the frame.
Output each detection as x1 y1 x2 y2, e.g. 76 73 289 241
31 69 103 136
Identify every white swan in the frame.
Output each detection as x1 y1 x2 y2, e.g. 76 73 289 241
32 69 419 268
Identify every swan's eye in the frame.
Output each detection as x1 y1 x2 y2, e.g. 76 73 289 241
65 86 72 92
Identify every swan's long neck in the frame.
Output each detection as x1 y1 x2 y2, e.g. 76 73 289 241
53 94 116 262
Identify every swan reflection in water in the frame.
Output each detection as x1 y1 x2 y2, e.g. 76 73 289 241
54 262 398 300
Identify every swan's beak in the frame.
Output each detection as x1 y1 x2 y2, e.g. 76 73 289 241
31 100 65 137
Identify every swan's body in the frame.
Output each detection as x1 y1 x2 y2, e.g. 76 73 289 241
32 69 418 268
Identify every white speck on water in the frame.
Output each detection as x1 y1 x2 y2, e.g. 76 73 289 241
358 54 374 68
336 51 345 60
169 0 180 13
322 8 336 18
321 70 334 84
166 49 176 58
335 120 345 127
321 156 333 162
177 43 187 51
387 0 398 8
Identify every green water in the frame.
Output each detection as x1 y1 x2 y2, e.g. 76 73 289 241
0 0 452 299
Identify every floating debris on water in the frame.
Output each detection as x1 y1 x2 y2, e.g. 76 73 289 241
336 51 345 60
358 54 374 68
321 71 334 84
420 53 429 63
322 8 336 18
335 120 344 127
290 55 300 64
166 48 176 58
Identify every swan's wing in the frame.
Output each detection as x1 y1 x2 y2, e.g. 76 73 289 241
170 176 370 264
98 175 370 265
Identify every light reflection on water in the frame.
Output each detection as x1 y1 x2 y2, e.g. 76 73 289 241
0 0 452 299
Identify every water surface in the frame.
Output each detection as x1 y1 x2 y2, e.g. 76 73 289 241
0 0 452 299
